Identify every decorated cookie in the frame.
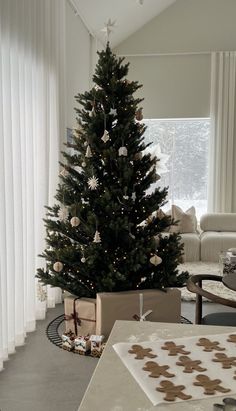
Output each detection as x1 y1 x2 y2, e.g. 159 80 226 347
156 380 192 401
161 341 190 356
227 334 236 344
212 353 236 369
193 374 230 395
176 355 207 373
128 344 157 360
142 361 175 378
196 338 225 352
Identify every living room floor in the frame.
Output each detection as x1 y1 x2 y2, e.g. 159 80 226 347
0 302 236 411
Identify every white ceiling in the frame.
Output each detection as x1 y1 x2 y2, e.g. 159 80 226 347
71 0 176 47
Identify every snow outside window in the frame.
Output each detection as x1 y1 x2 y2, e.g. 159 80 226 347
143 118 210 220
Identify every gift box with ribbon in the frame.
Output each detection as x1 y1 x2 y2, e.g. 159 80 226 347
64 295 96 336
74 335 91 354
62 330 76 351
90 335 105 357
96 289 181 339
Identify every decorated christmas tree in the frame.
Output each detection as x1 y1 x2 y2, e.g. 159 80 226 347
37 43 188 298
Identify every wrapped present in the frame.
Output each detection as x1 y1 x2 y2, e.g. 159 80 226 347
96 289 181 339
62 330 76 351
90 335 105 357
226 251 236 263
64 295 96 336
74 335 91 355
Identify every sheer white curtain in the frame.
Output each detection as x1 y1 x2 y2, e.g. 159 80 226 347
208 51 236 212
0 0 65 369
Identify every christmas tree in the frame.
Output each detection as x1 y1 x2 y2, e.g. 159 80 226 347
37 43 188 298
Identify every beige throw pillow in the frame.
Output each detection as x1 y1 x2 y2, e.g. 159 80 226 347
170 205 197 233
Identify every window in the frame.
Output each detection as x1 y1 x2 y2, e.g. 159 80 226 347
143 118 210 219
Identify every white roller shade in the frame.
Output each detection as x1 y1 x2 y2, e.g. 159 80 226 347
124 53 211 118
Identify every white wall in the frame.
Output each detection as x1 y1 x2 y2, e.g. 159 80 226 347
114 0 236 118
65 1 91 129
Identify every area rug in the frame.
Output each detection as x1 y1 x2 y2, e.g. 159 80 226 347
178 262 236 302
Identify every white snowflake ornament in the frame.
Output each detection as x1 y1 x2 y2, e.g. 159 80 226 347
150 254 162 266
85 145 92 158
88 176 99 190
101 129 110 143
58 206 69 221
93 230 101 243
118 146 128 157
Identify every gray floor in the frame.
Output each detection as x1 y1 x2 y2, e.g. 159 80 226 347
0 301 235 411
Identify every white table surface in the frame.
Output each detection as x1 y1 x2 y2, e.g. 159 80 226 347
78 321 236 411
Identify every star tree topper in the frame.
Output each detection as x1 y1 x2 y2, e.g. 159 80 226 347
101 19 116 41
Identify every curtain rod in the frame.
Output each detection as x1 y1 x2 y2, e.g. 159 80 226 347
117 51 211 58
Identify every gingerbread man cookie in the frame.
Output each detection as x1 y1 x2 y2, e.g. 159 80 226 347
143 361 175 378
196 338 225 352
156 380 192 401
227 334 236 344
128 344 157 360
213 353 236 369
161 341 190 356
176 355 207 373
193 374 230 395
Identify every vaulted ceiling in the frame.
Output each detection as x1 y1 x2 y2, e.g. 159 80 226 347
70 0 176 47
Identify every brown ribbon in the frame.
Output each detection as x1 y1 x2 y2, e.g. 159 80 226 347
64 297 96 335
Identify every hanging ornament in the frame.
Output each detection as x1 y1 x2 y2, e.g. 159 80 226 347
109 108 117 116
85 145 92 158
132 192 136 201
89 107 96 117
58 206 69 221
101 129 110 143
150 254 162 266
81 257 86 263
118 146 128 157
135 108 143 121
59 167 69 177
88 176 99 190
123 195 129 200
74 165 82 173
134 152 142 161
93 230 101 243
81 161 86 168
70 216 80 227
53 261 64 272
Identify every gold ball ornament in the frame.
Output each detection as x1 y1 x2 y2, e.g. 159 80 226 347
53 261 64 272
70 217 80 227
149 254 162 266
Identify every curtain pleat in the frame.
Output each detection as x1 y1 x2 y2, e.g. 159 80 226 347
208 52 236 212
0 0 65 368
